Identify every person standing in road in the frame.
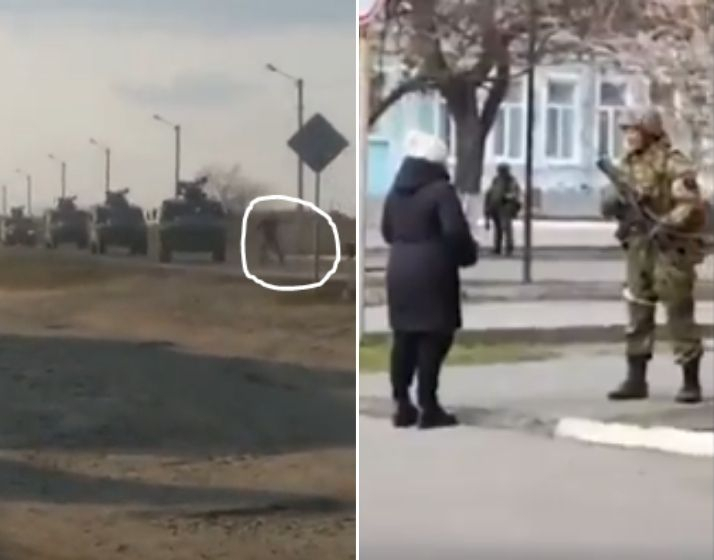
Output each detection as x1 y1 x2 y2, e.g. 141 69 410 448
381 130 479 429
257 211 285 266
483 163 522 256
601 107 708 403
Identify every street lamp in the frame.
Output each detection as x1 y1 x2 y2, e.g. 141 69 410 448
522 0 536 284
15 169 32 215
266 62 305 203
90 138 112 194
48 154 67 198
153 114 181 196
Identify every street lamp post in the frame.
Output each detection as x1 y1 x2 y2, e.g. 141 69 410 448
153 114 181 196
522 0 536 284
266 63 305 203
90 138 112 193
15 169 32 215
48 154 67 198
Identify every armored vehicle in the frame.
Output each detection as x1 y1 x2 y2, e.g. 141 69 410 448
157 177 227 263
43 196 89 249
88 189 148 255
1 207 37 247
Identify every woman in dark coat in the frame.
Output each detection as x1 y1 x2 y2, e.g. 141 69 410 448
381 130 478 429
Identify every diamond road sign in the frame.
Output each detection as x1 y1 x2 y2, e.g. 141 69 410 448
288 113 348 175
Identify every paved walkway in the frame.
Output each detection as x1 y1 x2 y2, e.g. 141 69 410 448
364 300 714 334
360 349 714 432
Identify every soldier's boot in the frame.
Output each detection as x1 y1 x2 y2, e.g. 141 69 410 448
675 357 702 404
392 399 418 428
608 355 649 400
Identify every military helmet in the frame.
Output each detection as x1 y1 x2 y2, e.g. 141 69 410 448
618 107 664 137
496 162 510 173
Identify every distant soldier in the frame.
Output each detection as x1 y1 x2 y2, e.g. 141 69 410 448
257 211 284 265
601 107 708 403
484 163 522 256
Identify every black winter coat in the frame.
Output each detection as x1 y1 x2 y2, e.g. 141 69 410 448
381 157 478 333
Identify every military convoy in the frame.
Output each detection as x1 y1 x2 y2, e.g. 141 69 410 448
43 196 90 249
156 177 227 263
88 189 148 255
2 177 231 264
1 207 37 247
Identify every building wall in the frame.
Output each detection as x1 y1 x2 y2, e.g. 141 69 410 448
367 62 653 217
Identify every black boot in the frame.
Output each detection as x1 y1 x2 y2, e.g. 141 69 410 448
392 400 418 428
675 357 702 404
608 355 649 400
418 405 458 429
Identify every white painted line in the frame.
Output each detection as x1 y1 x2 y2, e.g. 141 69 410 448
240 195 341 292
555 417 714 458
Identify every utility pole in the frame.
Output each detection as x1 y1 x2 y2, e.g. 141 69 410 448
175 124 181 196
266 63 305 203
154 114 182 196
2 185 6 216
15 170 33 216
61 161 67 198
297 78 305 203
91 138 112 193
27 176 32 215
105 147 111 193
48 154 67 198
522 0 536 284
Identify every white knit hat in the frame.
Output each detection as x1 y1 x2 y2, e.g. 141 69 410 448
403 129 448 165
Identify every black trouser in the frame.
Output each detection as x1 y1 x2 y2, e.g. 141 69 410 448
491 213 514 255
390 331 454 409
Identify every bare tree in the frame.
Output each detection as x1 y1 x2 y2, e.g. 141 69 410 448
370 0 712 196
195 164 266 215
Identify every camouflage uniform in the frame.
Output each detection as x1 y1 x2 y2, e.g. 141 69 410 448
603 108 707 403
484 164 522 255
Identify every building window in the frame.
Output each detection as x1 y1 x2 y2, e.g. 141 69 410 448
493 80 524 160
597 80 627 159
436 98 456 163
545 79 577 160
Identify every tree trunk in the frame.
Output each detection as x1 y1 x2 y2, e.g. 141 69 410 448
444 81 487 195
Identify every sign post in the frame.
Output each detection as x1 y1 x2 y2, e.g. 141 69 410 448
288 113 348 281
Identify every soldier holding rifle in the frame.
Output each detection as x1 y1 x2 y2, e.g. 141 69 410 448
599 107 708 403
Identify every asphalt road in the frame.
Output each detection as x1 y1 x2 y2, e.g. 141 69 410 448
359 351 714 560
359 417 713 560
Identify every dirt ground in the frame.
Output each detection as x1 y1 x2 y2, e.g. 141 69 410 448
0 251 355 559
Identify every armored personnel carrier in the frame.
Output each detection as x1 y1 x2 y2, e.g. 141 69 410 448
43 196 89 249
157 177 227 263
88 189 148 255
1 207 37 247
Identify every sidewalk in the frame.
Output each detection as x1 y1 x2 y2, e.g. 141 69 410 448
360 349 714 454
366 219 620 250
364 301 714 341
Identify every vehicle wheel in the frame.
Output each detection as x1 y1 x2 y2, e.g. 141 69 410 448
159 242 171 263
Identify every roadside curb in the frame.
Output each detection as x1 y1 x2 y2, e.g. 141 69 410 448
360 397 714 458
362 324 714 345
555 417 714 458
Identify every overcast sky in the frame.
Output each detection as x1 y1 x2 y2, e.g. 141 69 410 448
0 0 355 214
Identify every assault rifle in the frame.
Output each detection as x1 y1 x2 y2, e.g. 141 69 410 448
596 157 669 246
